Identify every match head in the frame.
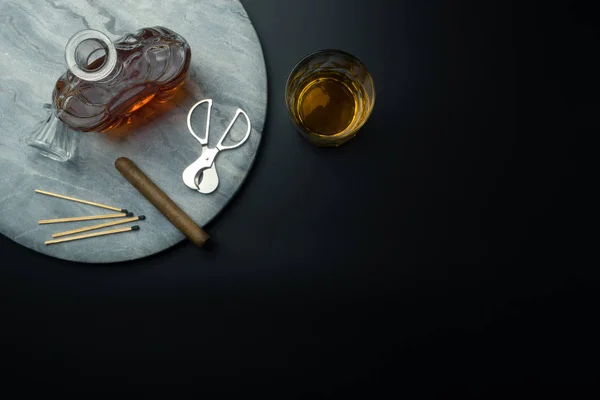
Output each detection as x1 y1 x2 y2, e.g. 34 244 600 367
138 215 146 220
126 212 134 217
131 225 140 231
121 209 128 213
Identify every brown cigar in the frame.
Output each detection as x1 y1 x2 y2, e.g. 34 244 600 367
114 157 209 248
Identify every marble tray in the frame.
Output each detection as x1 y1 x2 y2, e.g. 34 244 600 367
0 0 267 263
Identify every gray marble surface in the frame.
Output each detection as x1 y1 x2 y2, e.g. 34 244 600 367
0 0 267 263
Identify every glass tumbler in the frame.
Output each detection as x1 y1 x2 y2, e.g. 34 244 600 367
285 49 375 147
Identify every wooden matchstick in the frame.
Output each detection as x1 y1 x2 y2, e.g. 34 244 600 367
52 215 146 238
38 212 133 225
35 189 128 213
45 225 140 245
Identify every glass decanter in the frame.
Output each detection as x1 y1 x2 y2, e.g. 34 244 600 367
27 26 191 161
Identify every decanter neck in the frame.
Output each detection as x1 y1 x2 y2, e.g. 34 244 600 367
64 29 117 81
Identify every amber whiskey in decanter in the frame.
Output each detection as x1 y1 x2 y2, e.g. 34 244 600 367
28 26 191 161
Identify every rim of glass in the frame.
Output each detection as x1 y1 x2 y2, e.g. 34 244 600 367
285 48 374 96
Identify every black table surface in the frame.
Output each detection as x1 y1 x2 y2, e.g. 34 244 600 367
0 0 594 395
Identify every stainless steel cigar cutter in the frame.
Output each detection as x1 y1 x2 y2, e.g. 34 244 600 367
182 99 252 194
